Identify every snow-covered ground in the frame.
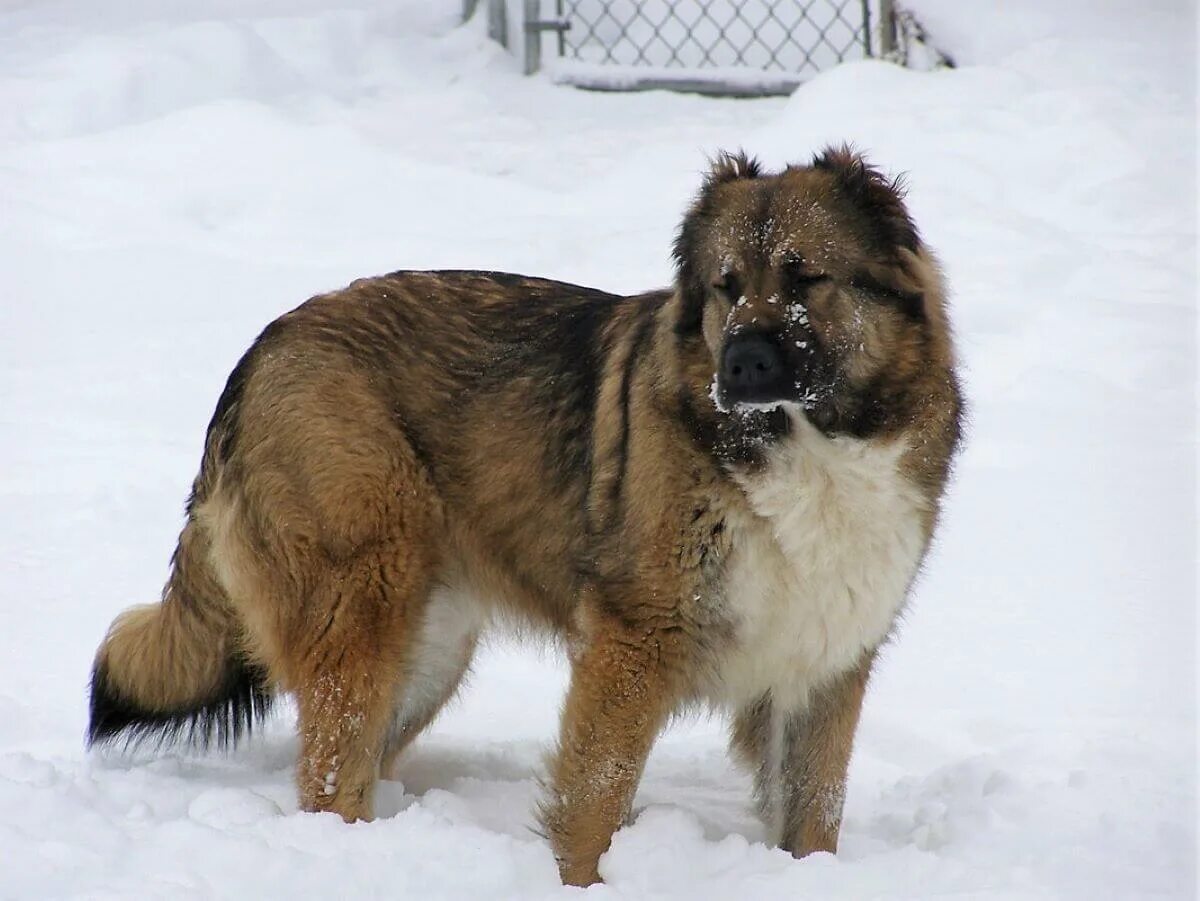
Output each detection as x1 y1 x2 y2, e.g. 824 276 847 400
1 1 1195 897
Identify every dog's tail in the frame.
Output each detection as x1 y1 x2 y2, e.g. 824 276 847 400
87 515 271 751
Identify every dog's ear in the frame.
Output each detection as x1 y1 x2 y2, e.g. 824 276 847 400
705 150 762 186
672 151 762 334
812 144 920 254
672 207 709 335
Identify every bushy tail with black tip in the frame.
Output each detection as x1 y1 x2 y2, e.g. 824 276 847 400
87 518 271 751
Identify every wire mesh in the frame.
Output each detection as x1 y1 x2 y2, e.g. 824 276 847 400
559 0 871 78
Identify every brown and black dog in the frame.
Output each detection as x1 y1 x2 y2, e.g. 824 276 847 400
89 146 962 885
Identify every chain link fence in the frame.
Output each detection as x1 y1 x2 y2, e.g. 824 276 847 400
560 0 878 77
473 0 940 95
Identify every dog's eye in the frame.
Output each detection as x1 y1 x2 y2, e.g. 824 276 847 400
783 259 829 290
712 272 742 300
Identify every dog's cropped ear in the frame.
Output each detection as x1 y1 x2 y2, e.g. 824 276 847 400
812 144 920 254
706 150 762 186
672 151 762 335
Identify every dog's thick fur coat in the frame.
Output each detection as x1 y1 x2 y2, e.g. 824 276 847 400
89 147 961 885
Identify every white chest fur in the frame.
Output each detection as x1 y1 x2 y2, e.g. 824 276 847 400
715 415 929 710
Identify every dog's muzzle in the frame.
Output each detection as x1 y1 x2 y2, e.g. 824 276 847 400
719 332 791 407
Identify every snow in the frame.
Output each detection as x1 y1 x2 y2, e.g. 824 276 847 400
0 0 1195 897
546 59 805 96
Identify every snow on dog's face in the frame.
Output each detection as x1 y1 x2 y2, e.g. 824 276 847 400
674 146 942 439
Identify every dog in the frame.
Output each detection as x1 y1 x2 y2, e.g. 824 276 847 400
88 146 962 886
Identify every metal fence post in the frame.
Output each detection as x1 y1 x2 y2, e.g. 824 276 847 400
488 0 508 48
524 0 541 75
523 0 570 75
861 0 873 56
555 0 566 57
879 0 896 56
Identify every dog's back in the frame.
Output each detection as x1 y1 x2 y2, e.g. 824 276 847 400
88 270 667 814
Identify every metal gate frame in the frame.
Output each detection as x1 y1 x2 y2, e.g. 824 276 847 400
468 0 906 96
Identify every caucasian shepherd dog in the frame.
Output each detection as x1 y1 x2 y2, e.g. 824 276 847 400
89 146 962 885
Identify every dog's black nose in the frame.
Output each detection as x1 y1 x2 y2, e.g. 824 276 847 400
720 333 787 404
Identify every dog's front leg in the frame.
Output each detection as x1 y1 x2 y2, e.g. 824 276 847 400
541 609 677 886
778 652 875 858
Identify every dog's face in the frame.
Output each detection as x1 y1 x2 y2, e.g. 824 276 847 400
674 147 934 438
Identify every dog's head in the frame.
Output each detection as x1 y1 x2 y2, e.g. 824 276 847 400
674 146 946 439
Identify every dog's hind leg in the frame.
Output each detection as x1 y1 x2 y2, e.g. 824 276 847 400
379 587 483 779
729 691 784 836
260 446 446 823
289 527 442 822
